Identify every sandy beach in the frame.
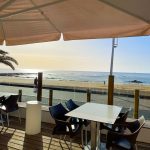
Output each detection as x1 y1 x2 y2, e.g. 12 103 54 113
0 76 150 120
1 76 150 96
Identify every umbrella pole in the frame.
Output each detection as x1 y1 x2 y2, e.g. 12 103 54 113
108 38 117 105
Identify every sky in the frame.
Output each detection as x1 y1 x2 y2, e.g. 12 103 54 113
0 36 150 73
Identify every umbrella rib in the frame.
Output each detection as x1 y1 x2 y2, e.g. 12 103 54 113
98 0 150 24
0 0 67 19
29 0 61 33
0 0 16 11
139 26 150 35
2 19 48 22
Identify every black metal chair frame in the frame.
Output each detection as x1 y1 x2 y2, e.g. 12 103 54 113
65 99 90 146
49 103 83 150
0 95 21 126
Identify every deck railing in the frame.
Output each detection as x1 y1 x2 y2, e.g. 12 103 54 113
0 82 146 120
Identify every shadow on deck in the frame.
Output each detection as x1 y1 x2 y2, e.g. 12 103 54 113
0 117 82 150
0 117 150 150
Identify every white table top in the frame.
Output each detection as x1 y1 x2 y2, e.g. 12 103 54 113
66 102 122 124
27 101 41 105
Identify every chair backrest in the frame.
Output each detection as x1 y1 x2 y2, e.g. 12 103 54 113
0 96 5 103
135 115 145 132
138 115 145 127
65 99 79 111
128 116 145 144
129 116 145 133
115 107 131 125
49 103 68 121
2 95 19 112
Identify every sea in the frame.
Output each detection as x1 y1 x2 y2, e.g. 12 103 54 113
0 68 150 85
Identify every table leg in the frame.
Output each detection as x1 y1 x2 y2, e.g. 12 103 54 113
91 121 97 150
97 122 100 149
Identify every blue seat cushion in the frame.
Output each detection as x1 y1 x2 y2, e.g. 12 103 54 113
114 138 131 150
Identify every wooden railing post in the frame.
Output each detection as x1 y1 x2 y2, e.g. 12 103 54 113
134 89 139 119
87 89 91 102
37 72 43 101
49 89 53 106
108 75 114 105
18 89 22 102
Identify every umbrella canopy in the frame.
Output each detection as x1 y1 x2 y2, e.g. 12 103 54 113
0 0 150 46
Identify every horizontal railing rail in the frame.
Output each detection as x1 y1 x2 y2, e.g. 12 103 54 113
1 82 150 99
0 82 105 94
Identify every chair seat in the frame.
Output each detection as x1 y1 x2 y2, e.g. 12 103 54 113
54 122 81 134
114 138 131 150
53 124 68 135
0 105 6 111
0 104 18 112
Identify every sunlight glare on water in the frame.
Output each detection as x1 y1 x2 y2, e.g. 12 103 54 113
20 68 44 73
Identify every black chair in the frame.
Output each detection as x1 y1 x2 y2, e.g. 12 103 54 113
65 99 90 146
49 103 83 149
99 108 131 146
0 95 21 126
101 107 131 132
106 116 145 150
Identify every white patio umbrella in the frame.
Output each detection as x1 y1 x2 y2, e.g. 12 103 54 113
0 0 150 104
0 0 150 45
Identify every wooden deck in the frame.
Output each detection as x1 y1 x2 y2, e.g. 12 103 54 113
0 117 83 150
0 117 150 150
